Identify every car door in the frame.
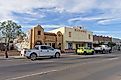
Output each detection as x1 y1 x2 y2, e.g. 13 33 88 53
40 46 49 56
34 45 40 56
46 46 55 56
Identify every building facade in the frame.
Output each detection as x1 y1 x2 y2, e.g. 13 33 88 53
93 35 112 45
28 25 63 50
49 27 93 52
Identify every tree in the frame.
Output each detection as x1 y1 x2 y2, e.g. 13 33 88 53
107 42 116 47
0 20 24 58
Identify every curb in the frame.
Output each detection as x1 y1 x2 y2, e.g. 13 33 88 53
0 56 25 60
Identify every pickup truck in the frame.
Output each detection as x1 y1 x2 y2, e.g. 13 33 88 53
94 45 112 54
21 45 61 60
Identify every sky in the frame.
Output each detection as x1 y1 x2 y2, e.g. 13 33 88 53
0 0 121 38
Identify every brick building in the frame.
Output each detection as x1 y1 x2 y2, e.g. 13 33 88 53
93 35 112 45
28 25 63 50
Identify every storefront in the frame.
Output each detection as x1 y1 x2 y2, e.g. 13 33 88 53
50 26 93 52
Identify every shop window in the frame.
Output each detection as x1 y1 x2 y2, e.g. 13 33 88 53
68 43 73 49
38 31 41 35
69 32 71 37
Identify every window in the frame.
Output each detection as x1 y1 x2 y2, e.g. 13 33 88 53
68 43 73 49
69 32 71 37
58 34 61 37
41 46 47 49
46 46 54 50
88 34 91 39
38 31 41 35
41 46 53 50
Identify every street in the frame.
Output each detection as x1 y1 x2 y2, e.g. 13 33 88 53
0 52 121 80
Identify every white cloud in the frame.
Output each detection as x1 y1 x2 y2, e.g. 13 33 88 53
0 0 55 20
93 31 121 34
1 0 121 26
97 18 121 25
54 0 97 13
67 0 121 25
0 0 98 20
68 17 104 22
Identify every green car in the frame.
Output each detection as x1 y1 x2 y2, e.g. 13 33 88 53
76 47 95 55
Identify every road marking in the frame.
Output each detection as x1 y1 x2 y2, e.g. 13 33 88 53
5 57 119 80
5 70 58 80
107 57 119 61
29 60 55 63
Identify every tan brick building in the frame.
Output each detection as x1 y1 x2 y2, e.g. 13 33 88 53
93 35 112 44
28 25 63 50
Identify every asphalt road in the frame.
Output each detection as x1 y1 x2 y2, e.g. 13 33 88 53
0 52 121 80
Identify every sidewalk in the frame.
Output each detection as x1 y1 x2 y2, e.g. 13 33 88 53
0 56 25 60
0 52 119 60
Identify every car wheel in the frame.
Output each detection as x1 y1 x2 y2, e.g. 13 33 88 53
30 53 37 61
109 50 112 53
91 51 94 55
55 52 60 58
84 51 87 55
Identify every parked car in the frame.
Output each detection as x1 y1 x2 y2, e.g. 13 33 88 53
76 47 95 55
94 45 112 54
21 45 61 60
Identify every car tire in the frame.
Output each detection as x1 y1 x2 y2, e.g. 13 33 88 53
102 50 105 54
55 52 60 58
91 51 94 55
84 51 87 55
109 50 112 53
30 53 37 61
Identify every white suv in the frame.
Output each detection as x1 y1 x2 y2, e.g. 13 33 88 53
21 45 61 60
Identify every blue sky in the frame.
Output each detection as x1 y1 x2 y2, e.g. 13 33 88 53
0 0 121 38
